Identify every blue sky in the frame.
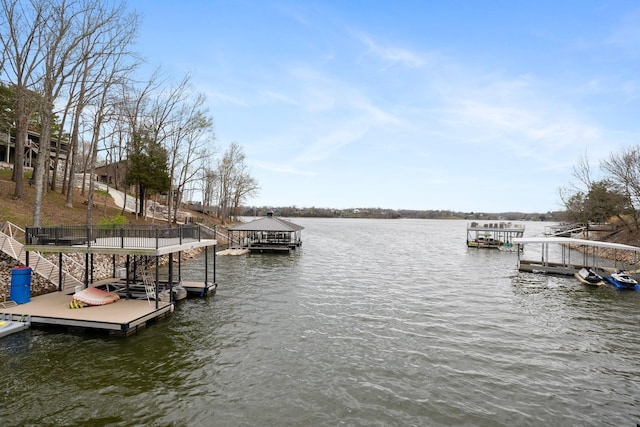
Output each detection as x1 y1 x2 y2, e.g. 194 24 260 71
130 1 640 213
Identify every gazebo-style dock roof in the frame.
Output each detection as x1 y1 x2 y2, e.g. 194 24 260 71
0 224 217 336
228 211 303 253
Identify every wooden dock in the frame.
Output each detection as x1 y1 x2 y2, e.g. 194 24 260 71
514 236 640 276
0 279 216 336
228 212 304 253
0 285 173 336
0 224 219 336
182 280 217 297
467 222 525 249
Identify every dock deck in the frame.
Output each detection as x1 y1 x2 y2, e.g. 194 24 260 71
0 286 173 336
467 222 525 249
228 212 304 254
0 224 219 336
514 236 640 277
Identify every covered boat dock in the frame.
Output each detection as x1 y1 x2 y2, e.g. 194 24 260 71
228 212 303 253
513 236 640 276
0 224 217 336
467 222 525 249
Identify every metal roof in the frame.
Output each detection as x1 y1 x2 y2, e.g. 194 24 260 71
513 237 640 252
229 215 304 232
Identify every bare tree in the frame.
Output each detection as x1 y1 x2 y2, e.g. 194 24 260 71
81 7 138 223
601 145 640 231
201 167 218 215
214 142 259 222
0 0 46 199
31 0 90 226
558 152 593 223
164 91 214 223
231 161 259 220
118 68 164 217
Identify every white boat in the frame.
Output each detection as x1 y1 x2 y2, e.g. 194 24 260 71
604 271 639 289
574 267 605 286
0 314 31 338
173 283 188 301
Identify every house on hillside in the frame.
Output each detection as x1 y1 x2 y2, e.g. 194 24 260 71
95 160 128 188
0 130 68 169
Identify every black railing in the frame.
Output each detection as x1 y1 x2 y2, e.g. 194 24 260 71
25 224 204 249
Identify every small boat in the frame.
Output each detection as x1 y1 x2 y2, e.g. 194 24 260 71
604 270 639 289
172 282 188 301
574 267 605 286
0 314 31 338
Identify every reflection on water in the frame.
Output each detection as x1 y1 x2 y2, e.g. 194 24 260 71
1 219 639 426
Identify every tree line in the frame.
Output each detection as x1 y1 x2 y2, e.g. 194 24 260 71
560 145 640 232
0 0 258 226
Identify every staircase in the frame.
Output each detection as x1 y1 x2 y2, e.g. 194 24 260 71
0 222 84 292
197 222 232 246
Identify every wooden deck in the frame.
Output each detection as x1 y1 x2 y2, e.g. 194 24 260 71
517 260 616 276
0 285 173 336
514 236 640 276
0 276 217 337
182 280 217 297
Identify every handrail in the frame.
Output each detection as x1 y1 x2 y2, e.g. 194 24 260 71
1 221 84 290
25 224 205 249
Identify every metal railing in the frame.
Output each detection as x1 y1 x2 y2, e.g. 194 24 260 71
25 224 205 249
1 222 84 290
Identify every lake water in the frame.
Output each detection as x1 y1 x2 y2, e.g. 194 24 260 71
1 218 639 426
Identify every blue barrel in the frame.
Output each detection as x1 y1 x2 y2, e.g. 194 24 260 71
10 266 32 304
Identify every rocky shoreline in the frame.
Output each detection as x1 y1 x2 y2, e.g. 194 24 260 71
0 253 57 299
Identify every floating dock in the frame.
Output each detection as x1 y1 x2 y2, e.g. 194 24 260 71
467 222 525 249
513 237 640 277
0 224 218 336
0 286 172 336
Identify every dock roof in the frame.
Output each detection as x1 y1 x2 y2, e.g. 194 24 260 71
513 237 640 252
229 214 304 232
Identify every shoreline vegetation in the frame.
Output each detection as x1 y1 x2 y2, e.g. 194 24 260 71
240 206 566 222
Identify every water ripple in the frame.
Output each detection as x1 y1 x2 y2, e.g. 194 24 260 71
2 220 640 426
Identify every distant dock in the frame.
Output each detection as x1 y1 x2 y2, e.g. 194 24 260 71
467 222 525 250
228 211 303 253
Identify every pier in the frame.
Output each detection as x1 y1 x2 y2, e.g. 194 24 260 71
513 237 640 276
0 224 217 336
467 222 525 250
228 211 303 253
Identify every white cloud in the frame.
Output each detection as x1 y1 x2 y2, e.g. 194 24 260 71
354 31 426 68
259 90 298 105
209 92 246 106
252 161 318 176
